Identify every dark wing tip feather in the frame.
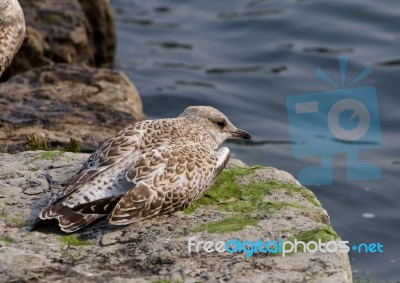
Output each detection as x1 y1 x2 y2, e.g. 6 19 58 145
58 213 102 233
38 202 105 233
39 203 62 220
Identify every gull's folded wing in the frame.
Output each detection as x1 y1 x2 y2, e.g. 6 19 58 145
109 144 230 225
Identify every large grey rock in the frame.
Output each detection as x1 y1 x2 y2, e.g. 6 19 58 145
0 64 145 153
1 0 115 81
0 151 352 282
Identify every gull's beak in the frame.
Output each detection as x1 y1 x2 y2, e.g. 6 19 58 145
230 129 252 140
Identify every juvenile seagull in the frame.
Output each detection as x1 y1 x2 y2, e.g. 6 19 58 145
0 0 25 77
38 106 251 233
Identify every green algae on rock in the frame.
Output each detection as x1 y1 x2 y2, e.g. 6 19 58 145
0 213 29 228
27 151 64 164
187 165 327 234
58 235 92 247
26 134 49 151
0 235 14 244
291 225 339 244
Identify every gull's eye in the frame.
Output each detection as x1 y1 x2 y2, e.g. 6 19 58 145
216 120 226 128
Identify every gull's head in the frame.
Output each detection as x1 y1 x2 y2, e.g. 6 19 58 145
179 106 251 145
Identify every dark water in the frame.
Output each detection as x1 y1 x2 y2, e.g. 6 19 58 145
111 0 400 281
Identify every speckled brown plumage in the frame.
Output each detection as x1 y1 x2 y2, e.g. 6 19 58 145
38 106 251 233
0 0 25 77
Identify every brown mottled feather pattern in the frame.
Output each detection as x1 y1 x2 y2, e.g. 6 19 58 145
38 106 248 233
0 0 25 77
109 144 229 224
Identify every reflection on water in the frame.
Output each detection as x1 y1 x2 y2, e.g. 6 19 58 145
111 0 400 281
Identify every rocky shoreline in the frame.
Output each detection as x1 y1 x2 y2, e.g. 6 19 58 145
0 64 144 153
0 0 141 154
1 0 115 81
0 151 351 282
0 1 352 282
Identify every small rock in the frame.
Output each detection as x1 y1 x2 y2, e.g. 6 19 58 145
100 230 123 246
22 176 46 195
0 171 24 180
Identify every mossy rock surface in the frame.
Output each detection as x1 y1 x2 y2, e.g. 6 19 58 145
0 151 351 283
187 165 328 235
